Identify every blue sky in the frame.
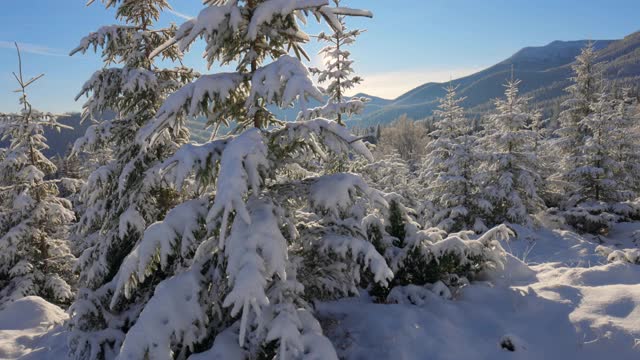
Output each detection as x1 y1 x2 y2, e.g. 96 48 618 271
1 0 640 113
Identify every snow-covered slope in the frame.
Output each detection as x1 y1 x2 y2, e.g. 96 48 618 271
1 224 639 360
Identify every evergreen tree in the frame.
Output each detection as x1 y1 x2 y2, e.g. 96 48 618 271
552 43 603 205
421 85 488 232
70 2 388 359
478 78 544 226
67 0 196 357
551 44 640 233
611 87 640 195
0 45 75 306
365 197 512 305
577 89 626 203
298 0 368 125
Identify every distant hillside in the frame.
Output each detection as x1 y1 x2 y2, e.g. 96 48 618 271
354 31 640 127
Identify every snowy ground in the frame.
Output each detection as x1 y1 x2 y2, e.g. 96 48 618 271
1 223 639 360
318 222 640 360
0 296 68 359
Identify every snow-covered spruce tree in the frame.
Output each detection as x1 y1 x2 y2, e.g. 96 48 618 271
477 78 544 226
0 45 75 307
579 89 628 203
552 43 602 205
69 2 389 359
552 44 640 232
67 0 196 357
420 84 489 232
561 88 640 232
611 87 640 197
298 0 368 125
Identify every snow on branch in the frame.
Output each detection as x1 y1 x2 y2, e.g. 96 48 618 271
116 269 208 360
248 55 324 117
111 199 209 306
319 233 393 286
310 173 386 215
173 4 243 55
223 198 289 347
137 73 244 147
265 304 339 359
247 0 328 40
273 118 374 161
146 138 231 190
297 99 367 122
205 129 270 249
70 25 133 56
331 7 373 18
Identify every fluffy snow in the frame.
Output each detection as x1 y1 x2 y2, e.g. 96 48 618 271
0 297 68 360
3 224 640 359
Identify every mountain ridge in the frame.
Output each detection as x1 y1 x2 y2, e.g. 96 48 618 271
353 33 640 127
9 32 640 152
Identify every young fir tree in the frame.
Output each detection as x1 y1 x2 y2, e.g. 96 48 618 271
0 45 75 306
70 2 391 359
421 84 488 232
577 89 627 203
67 0 195 358
365 197 511 305
298 0 368 125
552 43 603 206
478 78 544 226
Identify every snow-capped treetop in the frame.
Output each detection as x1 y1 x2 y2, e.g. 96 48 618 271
87 0 170 26
431 83 469 138
555 42 603 156
564 42 602 117
488 79 539 134
142 0 371 135
71 0 193 122
298 0 370 124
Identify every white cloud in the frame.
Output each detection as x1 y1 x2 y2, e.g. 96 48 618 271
346 67 486 99
0 41 66 57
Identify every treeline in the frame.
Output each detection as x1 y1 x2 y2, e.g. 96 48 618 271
365 43 640 235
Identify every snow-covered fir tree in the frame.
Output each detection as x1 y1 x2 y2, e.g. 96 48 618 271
67 0 196 357
551 44 640 232
0 45 75 307
69 2 393 359
421 84 488 232
577 89 628 203
477 78 544 226
552 43 603 205
298 0 368 125
611 87 640 196
69 0 195 287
